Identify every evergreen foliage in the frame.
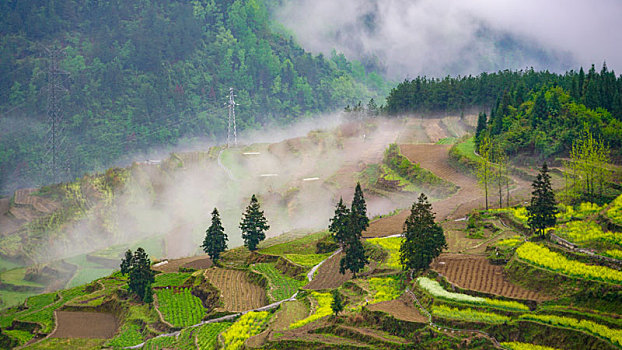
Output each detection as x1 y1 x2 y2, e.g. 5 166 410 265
202 207 228 262
331 289 344 316
338 185 369 277
328 197 350 247
527 163 558 237
351 182 369 234
240 194 269 251
400 193 446 271
474 112 487 148
120 247 155 300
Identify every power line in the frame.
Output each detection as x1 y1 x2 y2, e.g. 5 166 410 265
226 87 238 148
43 46 69 183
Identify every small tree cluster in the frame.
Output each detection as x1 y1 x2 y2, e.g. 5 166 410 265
400 193 447 271
329 183 369 277
566 126 612 201
120 247 155 303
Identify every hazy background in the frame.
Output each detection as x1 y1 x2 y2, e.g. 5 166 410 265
274 0 622 79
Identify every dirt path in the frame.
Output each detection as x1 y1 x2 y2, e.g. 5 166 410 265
364 144 531 237
152 255 212 273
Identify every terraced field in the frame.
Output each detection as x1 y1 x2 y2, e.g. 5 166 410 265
367 293 428 323
51 311 117 339
203 268 266 311
304 252 353 290
431 254 548 301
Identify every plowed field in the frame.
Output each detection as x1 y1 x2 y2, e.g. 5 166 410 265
431 254 548 301
304 252 376 290
367 293 427 323
51 311 117 338
203 268 266 311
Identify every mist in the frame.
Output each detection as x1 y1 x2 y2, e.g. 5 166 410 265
274 0 622 79
37 113 418 262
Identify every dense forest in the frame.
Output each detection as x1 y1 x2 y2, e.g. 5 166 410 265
384 64 622 116
0 0 390 194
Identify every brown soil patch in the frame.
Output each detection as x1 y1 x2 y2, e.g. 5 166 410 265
51 311 117 338
204 268 266 311
152 254 212 273
13 188 60 213
367 293 427 323
431 254 549 301
304 253 376 290
181 258 213 270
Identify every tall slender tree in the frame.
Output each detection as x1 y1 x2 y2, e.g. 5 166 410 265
240 194 270 251
202 208 228 263
339 212 368 278
331 289 344 316
474 112 487 149
400 193 446 271
351 182 369 234
477 134 493 210
527 163 558 238
329 197 350 248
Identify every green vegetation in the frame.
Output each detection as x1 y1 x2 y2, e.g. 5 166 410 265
527 163 558 237
368 275 403 303
501 342 561 350
252 263 305 301
221 311 271 350
121 248 155 302
155 288 205 327
107 323 143 349
432 305 511 324
607 194 622 226
368 236 401 269
516 242 622 284
284 253 331 268
401 193 447 271
290 291 332 329
259 231 330 256
152 272 193 288
0 0 389 192
556 221 621 248
416 277 529 311
202 208 228 263
240 195 270 251
196 322 232 350
518 313 622 347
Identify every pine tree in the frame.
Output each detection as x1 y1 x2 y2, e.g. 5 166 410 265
202 208 228 263
240 194 270 251
527 162 558 238
400 193 446 271
351 182 369 234
339 208 369 277
143 284 154 304
474 112 487 149
121 247 155 301
331 289 344 316
329 197 350 248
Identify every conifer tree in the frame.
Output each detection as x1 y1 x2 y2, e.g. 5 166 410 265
351 182 369 234
474 112 487 148
120 248 155 301
338 212 368 277
143 284 154 304
400 193 446 271
477 134 493 210
202 208 228 263
329 197 350 247
527 162 558 238
240 194 270 251
532 90 548 128
331 289 344 317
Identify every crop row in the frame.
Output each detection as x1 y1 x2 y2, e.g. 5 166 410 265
290 291 333 329
106 323 143 348
221 311 271 350
557 202 603 222
367 237 401 269
556 221 621 247
156 288 205 327
607 194 622 226
252 263 305 301
196 322 232 350
501 342 560 350
516 242 622 284
432 305 510 324
368 275 403 303
518 314 622 347
416 277 529 311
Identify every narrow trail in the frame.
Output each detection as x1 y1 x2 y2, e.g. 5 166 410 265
364 143 531 238
217 148 236 181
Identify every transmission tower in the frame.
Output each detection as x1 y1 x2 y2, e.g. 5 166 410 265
226 87 238 148
44 46 68 183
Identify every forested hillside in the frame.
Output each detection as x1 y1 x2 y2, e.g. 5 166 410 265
0 0 389 194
